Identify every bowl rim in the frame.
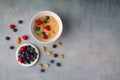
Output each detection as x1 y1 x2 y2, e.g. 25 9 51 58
29 10 63 44
16 43 40 67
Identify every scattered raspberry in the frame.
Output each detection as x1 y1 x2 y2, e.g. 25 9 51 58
22 35 28 40
44 25 51 31
9 24 15 29
18 58 23 63
35 20 42 25
20 46 26 51
43 34 48 39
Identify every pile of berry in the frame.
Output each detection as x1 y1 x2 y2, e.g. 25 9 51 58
18 45 38 64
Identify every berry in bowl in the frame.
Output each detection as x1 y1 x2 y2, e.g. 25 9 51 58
16 43 40 67
30 11 63 43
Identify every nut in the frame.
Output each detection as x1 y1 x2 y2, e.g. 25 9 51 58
38 63 43 68
40 46 46 51
45 63 49 68
47 51 52 56
58 54 64 59
15 37 21 44
56 42 62 47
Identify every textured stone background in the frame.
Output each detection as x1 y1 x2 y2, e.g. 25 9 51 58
0 0 120 80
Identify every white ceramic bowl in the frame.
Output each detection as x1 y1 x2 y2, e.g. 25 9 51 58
30 10 63 44
16 43 39 67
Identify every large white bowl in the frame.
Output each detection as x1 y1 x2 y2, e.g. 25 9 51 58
30 11 63 44
16 43 39 67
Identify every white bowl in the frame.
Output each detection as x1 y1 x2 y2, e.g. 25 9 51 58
30 10 63 44
16 43 39 67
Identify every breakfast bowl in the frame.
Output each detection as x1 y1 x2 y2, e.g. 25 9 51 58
16 43 40 67
30 11 63 44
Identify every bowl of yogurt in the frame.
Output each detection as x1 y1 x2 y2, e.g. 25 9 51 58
30 11 63 44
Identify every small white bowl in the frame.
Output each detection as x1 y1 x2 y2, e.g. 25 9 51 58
30 10 63 44
16 43 39 67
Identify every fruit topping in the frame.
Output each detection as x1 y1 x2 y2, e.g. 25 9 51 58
35 20 42 25
44 25 51 31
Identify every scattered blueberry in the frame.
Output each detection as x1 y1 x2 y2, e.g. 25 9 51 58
13 28 18 32
50 60 54 63
53 53 58 58
5 36 10 40
53 44 57 48
18 20 23 24
56 62 61 67
41 69 45 72
10 46 15 49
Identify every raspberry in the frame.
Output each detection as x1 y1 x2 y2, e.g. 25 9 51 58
43 34 48 39
18 58 23 63
44 25 51 31
20 46 26 51
10 24 15 29
22 35 28 40
35 20 42 25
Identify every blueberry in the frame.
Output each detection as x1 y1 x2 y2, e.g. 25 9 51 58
18 20 23 24
50 60 54 63
26 47 31 51
41 69 45 73
30 48 35 53
10 46 14 49
22 57 27 64
56 63 61 67
43 19 47 23
13 28 18 32
21 54 25 58
31 55 35 60
29 56 34 62
30 52 34 56
33 54 37 59
31 48 35 52
41 31 46 35
18 51 22 54
26 56 30 60
28 45 32 49
22 51 25 55
18 55 22 58
46 16 49 20
30 50 33 53
26 53 30 57
35 27 40 31
53 53 58 58
5 36 10 40
53 44 57 48
26 60 31 64
34 52 37 55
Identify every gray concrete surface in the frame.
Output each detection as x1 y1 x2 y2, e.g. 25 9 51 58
0 0 120 80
